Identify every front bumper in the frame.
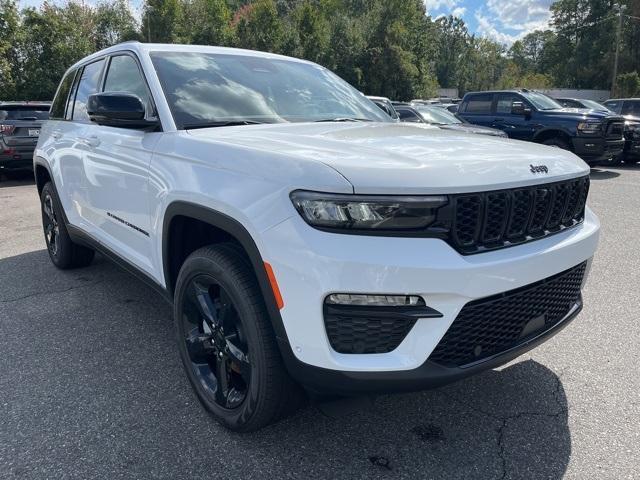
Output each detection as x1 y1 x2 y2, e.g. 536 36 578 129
262 207 599 393
572 137 625 163
624 138 640 158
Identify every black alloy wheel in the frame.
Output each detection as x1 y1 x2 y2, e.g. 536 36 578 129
40 182 94 269
174 245 303 431
42 192 60 257
181 275 251 409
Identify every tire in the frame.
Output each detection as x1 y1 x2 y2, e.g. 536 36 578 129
173 244 303 432
40 182 95 269
542 137 571 151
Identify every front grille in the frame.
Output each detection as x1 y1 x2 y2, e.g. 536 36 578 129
428 262 586 368
324 308 417 354
606 121 624 139
447 176 589 254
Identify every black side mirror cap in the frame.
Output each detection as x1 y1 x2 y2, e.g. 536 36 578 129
87 92 158 129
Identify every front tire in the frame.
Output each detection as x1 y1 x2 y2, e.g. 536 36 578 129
174 244 303 432
542 137 571 151
40 182 95 269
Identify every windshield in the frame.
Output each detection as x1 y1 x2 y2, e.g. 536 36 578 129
150 52 390 128
415 106 462 125
581 99 609 111
521 92 563 111
0 106 50 121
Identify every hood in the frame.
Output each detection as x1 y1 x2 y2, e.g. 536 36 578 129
539 108 623 121
188 122 589 195
439 123 506 137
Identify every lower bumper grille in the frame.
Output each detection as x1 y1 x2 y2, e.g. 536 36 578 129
428 262 587 367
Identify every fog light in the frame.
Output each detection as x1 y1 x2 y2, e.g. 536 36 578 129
325 294 425 307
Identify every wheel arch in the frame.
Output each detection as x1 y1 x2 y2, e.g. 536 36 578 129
533 128 574 149
162 201 290 345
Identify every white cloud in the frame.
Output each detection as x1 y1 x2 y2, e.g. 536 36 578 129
452 6 467 17
474 0 554 45
423 0 460 16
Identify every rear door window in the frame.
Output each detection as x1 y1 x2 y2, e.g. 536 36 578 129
463 94 493 114
71 59 106 123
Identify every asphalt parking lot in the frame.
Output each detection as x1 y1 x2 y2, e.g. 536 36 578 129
1 168 639 480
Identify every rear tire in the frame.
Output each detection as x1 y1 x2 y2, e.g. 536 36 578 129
40 182 95 269
174 244 304 432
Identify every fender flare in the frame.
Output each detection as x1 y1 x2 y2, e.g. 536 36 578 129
532 127 575 144
161 201 291 345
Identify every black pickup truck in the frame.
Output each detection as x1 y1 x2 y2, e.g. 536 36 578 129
457 90 625 166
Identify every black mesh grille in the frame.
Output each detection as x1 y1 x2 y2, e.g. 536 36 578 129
428 262 586 367
324 310 417 354
448 176 589 254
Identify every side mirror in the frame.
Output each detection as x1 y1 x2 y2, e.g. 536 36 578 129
511 101 531 117
87 92 158 129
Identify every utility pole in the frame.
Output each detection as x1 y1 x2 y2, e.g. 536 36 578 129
611 4 626 98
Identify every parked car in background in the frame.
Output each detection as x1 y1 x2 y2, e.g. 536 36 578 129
396 104 508 138
366 95 399 121
602 98 640 164
0 102 50 175
555 98 611 112
429 102 459 114
458 89 625 166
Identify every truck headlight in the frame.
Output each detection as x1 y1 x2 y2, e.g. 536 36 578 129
577 121 603 135
290 190 448 231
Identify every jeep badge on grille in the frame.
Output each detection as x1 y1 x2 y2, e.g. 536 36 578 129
530 164 549 174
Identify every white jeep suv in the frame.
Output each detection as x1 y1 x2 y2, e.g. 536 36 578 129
35 42 599 432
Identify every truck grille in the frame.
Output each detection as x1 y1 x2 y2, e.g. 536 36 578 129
447 176 589 254
428 262 586 368
606 120 624 139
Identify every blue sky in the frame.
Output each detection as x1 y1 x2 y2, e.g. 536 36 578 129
424 0 555 44
17 0 555 46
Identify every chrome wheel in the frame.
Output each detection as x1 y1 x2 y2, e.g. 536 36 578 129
43 193 60 256
181 275 251 409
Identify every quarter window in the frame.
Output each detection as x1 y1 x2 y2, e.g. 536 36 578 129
104 55 152 114
50 70 76 119
71 59 106 122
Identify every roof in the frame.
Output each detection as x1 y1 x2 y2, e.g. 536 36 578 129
66 41 315 72
0 101 51 106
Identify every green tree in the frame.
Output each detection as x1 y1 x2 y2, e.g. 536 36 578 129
232 0 284 53
0 0 21 99
141 0 184 43
616 71 640 97
183 0 232 46
95 0 139 49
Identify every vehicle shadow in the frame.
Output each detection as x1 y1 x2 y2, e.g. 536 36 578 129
590 168 621 180
0 250 570 480
0 171 35 188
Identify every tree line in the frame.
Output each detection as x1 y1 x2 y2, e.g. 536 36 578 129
1 0 639 102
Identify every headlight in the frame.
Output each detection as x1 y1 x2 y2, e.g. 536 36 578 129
290 190 448 231
577 121 603 134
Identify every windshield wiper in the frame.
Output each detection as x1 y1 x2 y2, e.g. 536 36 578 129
183 120 265 129
314 117 373 123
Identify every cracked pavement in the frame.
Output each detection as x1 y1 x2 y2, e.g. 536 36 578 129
1 168 639 479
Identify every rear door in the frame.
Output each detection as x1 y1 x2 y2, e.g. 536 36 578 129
80 53 161 274
458 93 494 127
57 58 106 231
